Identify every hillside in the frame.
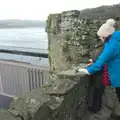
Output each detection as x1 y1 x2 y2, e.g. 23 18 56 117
80 4 120 19
0 20 46 28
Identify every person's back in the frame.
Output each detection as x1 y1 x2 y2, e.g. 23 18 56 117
106 30 120 87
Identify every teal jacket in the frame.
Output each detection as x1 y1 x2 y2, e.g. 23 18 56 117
88 31 120 87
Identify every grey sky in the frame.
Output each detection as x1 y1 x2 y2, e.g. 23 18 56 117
0 0 119 20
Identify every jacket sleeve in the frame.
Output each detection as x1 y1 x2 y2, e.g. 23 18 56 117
88 39 118 74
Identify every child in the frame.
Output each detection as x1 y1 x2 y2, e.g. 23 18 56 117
88 44 110 113
87 45 106 113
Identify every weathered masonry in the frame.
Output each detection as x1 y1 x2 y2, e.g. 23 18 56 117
1 4 120 120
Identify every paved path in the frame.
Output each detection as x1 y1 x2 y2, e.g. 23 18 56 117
0 94 13 109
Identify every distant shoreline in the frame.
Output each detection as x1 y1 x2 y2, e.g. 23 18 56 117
0 19 46 28
0 26 45 29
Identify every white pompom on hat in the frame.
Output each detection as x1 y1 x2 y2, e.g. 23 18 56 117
106 19 115 27
97 19 115 37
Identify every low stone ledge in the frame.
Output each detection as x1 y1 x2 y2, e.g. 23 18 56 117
102 87 117 109
9 88 52 120
57 64 88 80
0 109 21 120
8 70 90 120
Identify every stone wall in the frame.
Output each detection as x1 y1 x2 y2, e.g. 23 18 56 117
1 5 120 120
46 10 120 120
0 68 90 120
46 10 120 75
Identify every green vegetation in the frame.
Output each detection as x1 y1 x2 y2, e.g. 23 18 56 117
80 4 120 19
0 19 46 28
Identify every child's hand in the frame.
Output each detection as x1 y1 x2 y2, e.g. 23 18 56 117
88 62 93 66
88 59 93 66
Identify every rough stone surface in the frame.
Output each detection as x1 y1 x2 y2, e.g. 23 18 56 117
0 109 21 120
102 87 116 109
46 10 120 75
8 67 90 120
46 7 120 120
1 4 120 120
82 105 112 120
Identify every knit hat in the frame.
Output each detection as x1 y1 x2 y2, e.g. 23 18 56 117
106 19 115 27
97 19 115 37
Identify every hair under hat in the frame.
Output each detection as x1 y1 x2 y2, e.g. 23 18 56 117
97 19 115 37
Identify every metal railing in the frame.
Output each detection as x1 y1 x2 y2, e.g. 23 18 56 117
0 60 49 96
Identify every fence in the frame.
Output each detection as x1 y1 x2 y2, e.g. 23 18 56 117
0 60 49 96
